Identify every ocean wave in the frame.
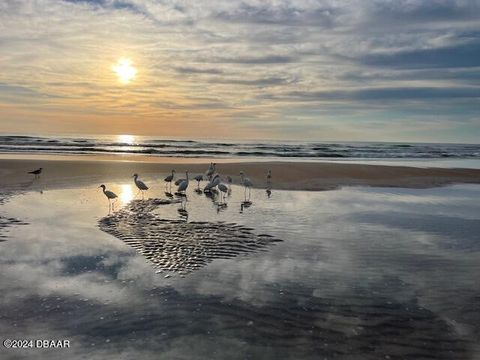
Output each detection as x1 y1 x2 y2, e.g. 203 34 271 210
0 136 478 160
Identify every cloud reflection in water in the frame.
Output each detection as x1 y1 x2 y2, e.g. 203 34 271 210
0 184 479 359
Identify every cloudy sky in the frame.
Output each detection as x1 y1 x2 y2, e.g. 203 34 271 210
0 0 479 142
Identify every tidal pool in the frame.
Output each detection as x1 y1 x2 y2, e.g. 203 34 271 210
0 183 479 359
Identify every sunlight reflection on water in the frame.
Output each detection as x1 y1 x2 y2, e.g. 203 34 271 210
119 184 134 205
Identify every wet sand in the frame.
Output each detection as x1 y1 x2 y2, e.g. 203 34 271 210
1 183 480 359
0 157 479 191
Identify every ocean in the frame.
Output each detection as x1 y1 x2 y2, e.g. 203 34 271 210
0 135 479 162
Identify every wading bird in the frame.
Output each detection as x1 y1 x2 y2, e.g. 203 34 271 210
218 182 228 203
133 173 148 199
28 167 42 179
194 174 203 189
206 163 216 180
240 171 253 200
164 170 175 190
267 170 272 185
204 174 220 193
177 171 189 195
99 184 118 210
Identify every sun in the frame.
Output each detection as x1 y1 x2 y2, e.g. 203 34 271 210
112 58 137 84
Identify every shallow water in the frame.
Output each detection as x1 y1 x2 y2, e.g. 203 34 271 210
0 183 479 359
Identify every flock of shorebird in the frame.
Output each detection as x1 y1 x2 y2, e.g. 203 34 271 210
100 162 272 211
28 163 272 211
120 163 265 200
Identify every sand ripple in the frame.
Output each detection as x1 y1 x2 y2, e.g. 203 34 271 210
98 199 282 275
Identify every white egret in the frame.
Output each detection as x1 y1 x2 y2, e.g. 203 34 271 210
164 170 175 190
218 182 228 203
132 173 149 199
28 167 42 179
99 184 118 211
177 171 189 194
206 163 216 180
174 178 184 186
204 174 220 192
211 174 221 188
240 171 253 200
194 174 203 188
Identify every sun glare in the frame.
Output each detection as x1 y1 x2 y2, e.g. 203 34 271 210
112 59 137 84
118 134 135 144
119 184 134 204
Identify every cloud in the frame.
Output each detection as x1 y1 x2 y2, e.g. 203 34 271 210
360 40 480 69
213 3 340 27
174 66 224 75
0 0 479 141
369 0 480 23
208 76 298 87
285 87 480 102
208 55 297 64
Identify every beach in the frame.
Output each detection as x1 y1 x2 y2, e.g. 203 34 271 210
2 0 480 357
1 153 480 360
0 167 479 359
1 156 479 192
1 154 480 359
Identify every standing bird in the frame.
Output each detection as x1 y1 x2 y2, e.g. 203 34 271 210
99 184 118 210
194 174 203 189
203 174 220 193
266 170 272 186
226 175 233 194
266 169 272 198
177 171 189 194
211 174 221 188
28 167 42 179
206 163 216 181
164 170 175 191
240 171 253 201
175 178 184 186
133 173 149 199
218 182 228 203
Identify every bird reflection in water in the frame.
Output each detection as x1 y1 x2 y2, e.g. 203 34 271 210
178 198 188 221
203 186 226 212
216 202 227 213
240 200 252 213
226 175 233 196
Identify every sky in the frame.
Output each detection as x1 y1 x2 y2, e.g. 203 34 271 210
0 0 479 142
